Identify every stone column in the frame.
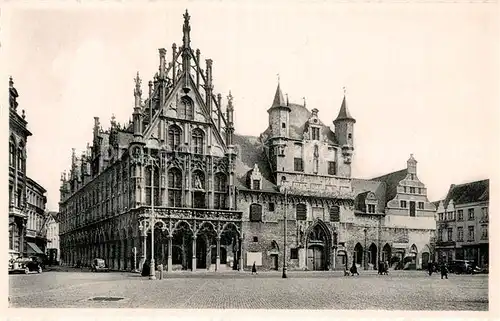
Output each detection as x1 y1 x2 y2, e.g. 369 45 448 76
161 243 165 266
238 237 243 272
216 236 221 272
332 247 337 270
167 235 172 272
192 235 197 271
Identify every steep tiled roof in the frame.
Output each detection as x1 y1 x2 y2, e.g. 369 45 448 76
441 179 489 207
233 134 278 192
352 179 387 212
270 83 287 108
369 169 408 205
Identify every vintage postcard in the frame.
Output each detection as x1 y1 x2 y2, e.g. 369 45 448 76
2 0 496 319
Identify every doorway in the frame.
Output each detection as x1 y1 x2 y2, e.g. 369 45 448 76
271 254 278 270
307 245 324 271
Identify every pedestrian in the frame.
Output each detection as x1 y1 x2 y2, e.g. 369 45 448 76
350 262 359 276
251 261 257 275
440 262 448 279
378 261 383 275
428 261 434 276
384 261 389 275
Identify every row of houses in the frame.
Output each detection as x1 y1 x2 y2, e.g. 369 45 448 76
8 76 60 265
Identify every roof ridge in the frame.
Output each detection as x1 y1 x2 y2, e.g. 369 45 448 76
451 178 489 187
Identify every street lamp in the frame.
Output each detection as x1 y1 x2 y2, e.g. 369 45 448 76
281 177 288 279
146 155 159 280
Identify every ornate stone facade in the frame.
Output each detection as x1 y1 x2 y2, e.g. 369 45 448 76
8 77 32 259
59 11 436 273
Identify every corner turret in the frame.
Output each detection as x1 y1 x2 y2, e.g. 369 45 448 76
333 88 356 164
267 77 291 139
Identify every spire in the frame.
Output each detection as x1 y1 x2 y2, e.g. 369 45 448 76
334 87 356 123
271 82 286 108
183 9 191 49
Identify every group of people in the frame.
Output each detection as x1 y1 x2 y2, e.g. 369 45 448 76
427 261 448 279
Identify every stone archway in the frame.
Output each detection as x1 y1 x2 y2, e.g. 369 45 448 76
172 221 194 270
305 220 332 271
382 243 391 264
368 243 377 269
421 244 431 270
196 222 217 270
220 222 242 271
354 243 363 266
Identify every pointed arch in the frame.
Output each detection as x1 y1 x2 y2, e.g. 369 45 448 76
167 124 182 151
191 128 205 154
305 219 333 271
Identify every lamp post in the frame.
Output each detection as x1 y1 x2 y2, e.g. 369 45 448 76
281 178 288 279
147 155 158 280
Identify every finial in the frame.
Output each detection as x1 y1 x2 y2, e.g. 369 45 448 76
9 76 14 87
21 109 26 119
343 86 346 95
286 93 289 106
227 91 233 105
9 76 19 110
111 114 116 125
134 72 142 96
303 97 306 107
183 9 191 48
277 73 280 84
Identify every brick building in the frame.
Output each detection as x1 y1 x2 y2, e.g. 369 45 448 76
59 11 436 272
434 179 489 268
46 211 61 265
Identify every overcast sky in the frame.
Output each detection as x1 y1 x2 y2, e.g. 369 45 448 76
3 1 498 211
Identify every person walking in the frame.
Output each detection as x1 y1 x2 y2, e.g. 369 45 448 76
440 262 448 279
350 262 359 276
428 261 434 276
251 261 257 275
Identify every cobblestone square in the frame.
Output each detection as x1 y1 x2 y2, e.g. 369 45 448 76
9 269 488 310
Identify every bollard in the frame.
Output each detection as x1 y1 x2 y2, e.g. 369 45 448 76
159 264 164 280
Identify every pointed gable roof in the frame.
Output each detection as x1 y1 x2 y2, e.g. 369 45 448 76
334 95 356 123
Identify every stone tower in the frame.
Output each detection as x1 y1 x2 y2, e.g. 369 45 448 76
333 91 356 166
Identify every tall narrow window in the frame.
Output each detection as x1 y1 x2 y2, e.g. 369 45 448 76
457 227 463 241
9 141 15 167
311 127 320 140
168 168 182 207
178 98 194 120
168 125 182 151
214 173 227 210
468 226 475 241
294 158 304 172
192 129 204 154
447 228 453 241
409 201 416 217
468 208 475 220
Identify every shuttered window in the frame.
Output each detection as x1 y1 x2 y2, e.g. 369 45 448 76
329 206 340 222
249 204 262 222
296 204 307 220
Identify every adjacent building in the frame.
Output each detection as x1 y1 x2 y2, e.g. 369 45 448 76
434 179 489 268
8 77 32 259
8 76 49 260
46 211 61 265
25 177 49 259
59 11 436 272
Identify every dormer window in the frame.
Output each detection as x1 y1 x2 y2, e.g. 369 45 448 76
312 127 320 140
250 164 263 190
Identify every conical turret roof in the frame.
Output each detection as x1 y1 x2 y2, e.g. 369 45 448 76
334 95 356 123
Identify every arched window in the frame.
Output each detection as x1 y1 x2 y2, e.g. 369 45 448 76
296 203 307 220
9 140 16 168
192 129 204 154
214 173 227 209
168 125 182 151
249 203 263 222
178 98 194 120
168 168 182 207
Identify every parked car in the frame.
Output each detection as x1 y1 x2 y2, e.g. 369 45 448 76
9 257 43 274
91 258 110 272
449 260 474 274
472 264 489 274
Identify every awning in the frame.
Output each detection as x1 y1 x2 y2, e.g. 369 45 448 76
27 242 44 255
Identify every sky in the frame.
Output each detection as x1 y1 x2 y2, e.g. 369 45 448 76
2 1 498 211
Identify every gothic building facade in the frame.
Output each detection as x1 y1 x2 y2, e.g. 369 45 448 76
59 11 436 272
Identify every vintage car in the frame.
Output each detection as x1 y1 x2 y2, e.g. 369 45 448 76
9 257 43 274
91 258 110 272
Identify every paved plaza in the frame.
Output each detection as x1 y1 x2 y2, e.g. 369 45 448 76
9 268 488 310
